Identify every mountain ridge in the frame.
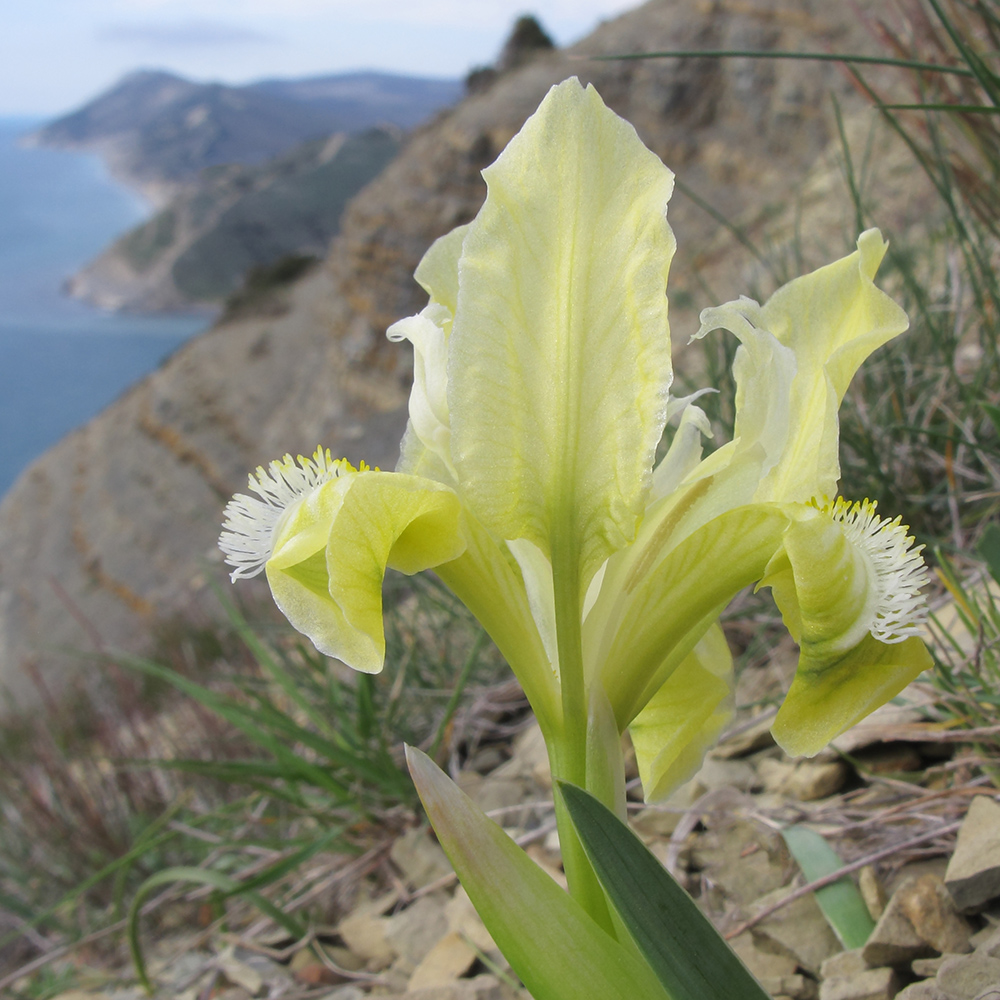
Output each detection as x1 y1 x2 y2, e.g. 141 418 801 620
30 68 461 205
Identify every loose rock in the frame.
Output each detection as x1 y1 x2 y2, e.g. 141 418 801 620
945 797 1000 913
894 983 950 1000
818 966 900 1000
407 931 479 991
898 874 973 955
750 887 841 975
390 827 453 891
758 757 848 802
859 866 888 922
936 953 1000 1000
863 877 936 968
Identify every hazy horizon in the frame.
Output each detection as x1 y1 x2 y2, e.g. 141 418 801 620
1 1 637 117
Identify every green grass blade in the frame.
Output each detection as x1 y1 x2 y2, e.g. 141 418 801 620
215 584 337 736
235 826 343 894
977 522 1000 586
429 630 488 758
120 655 354 798
878 103 1000 113
592 48 975 77
128 866 304 993
560 782 770 1000
781 826 875 949
924 0 1000 105
0 821 178 950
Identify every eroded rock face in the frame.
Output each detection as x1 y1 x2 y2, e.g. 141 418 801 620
0 0 899 712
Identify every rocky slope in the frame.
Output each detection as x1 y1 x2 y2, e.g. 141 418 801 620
0 0 932 714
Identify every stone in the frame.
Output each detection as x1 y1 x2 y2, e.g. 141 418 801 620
936 953 1000 1000
494 721 551 788
692 756 761 795
831 687 935 754
383 894 450 970
820 950 867 980
632 805 685 839
897 874 973 954
852 743 924 775
863 877 936 968
323 945 367 972
894 983 951 1000
373 974 509 1000
750 887 841 975
444 888 500 957
912 955 951 977
390 826 453 890
316 988 366 1000
757 757 848 801
408 931 479 990
690 817 789 904
217 948 265 995
818 966 900 1000
337 910 397 969
467 774 534 821
291 961 342 988
761 973 818 999
711 713 776 758
945 797 1000 912
859 866 888 921
970 926 1000 958
730 931 798 980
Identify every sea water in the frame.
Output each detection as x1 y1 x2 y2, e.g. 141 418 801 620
0 118 207 497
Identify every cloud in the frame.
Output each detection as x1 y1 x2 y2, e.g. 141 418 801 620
99 19 276 48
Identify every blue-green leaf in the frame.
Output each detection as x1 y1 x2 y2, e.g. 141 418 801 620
781 825 875 948
561 782 770 1000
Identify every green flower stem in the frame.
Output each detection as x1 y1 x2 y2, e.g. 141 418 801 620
549 532 617 935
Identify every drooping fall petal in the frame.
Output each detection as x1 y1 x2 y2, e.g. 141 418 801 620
268 471 464 673
764 498 931 755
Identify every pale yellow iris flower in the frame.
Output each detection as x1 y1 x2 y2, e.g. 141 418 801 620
220 78 930 805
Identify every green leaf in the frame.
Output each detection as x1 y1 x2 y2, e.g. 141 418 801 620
981 402 1000 441
977 522 1000 587
406 747 669 1000
781 826 875 949
560 782 770 1000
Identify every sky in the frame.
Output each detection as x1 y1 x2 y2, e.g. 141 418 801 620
0 0 639 117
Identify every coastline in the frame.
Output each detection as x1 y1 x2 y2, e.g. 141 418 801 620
0 119 209 494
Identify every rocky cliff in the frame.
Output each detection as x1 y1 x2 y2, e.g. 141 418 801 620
0 0 928 713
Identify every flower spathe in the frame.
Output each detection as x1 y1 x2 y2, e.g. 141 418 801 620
219 78 931 803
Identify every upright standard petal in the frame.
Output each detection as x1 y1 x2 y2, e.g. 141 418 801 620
696 230 909 504
449 77 676 594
